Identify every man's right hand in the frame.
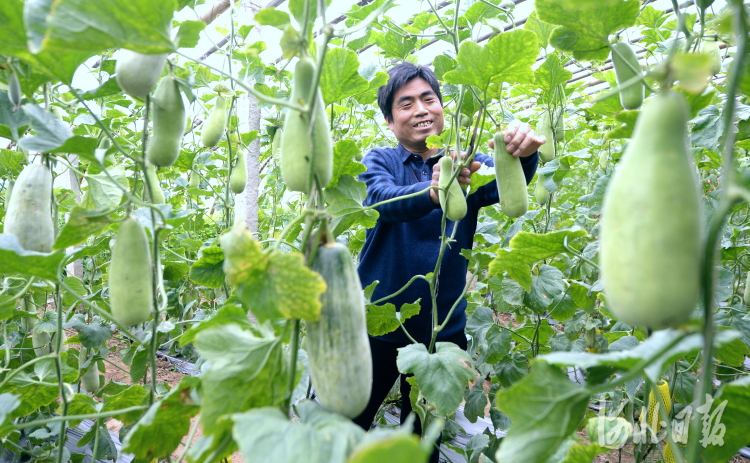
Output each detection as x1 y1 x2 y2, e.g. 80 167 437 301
430 153 480 205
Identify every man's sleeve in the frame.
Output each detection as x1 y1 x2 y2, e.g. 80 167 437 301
472 151 540 209
360 151 439 223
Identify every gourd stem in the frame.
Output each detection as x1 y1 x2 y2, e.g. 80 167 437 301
687 2 747 461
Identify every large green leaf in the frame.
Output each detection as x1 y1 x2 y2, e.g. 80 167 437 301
489 230 588 276
195 323 289 433
219 222 325 322
329 140 366 189
123 377 200 461
39 0 175 55
326 175 379 237
396 342 475 415
534 53 573 98
346 429 429 463
320 48 370 106
524 10 556 49
231 401 364 463
535 0 640 61
189 246 225 288
53 207 112 250
495 361 591 463
541 329 741 384
17 104 73 152
81 166 129 212
181 303 254 345
443 29 538 90
0 234 65 280
696 375 750 463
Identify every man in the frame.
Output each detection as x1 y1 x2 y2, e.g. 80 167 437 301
353 62 544 460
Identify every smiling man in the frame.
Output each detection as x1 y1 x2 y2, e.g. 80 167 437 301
352 62 544 458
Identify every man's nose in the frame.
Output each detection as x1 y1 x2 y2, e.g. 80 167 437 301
414 100 428 115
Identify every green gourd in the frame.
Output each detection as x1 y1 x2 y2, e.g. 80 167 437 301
494 131 529 218
115 50 167 99
280 57 333 193
143 162 165 204
438 156 467 221
611 42 644 110
702 41 722 75
307 242 372 418
459 114 472 128
554 108 565 142
8 71 21 111
146 76 186 167
201 96 227 148
79 347 100 393
20 295 36 333
32 323 68 357
5 162 54 252
538 111 555 163
189 170 200 188
744 271 750 307
600 91 700 329
109 216 154 327
4 178 13 211
599 150 609 169
230 152 247 194
535 174 549 206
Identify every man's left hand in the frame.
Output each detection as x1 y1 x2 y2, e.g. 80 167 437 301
488 119 545 158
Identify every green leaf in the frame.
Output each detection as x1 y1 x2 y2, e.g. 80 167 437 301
0 149 27 177
79 78 123 101
495 361 591 463
182 303 253 345
67 315 112 348
18 104 73 152
174 20 205 49
534 53 573 98
524 265 565 312
320 48 370 106
330 139 366 188
0 92 31 141
346 430 428 463
2 375 59 418
81 166 128 212
433 55 456 81
189 246 225 288
468 164 496 196
0 234 65 280
714 329 749 367
219 222 325 322
254 8 290 29
326 175 379 237
463 382 489 423
524 11 556 49
40 0 175 55
53 207 111 250
163 261 189 281
195 324 288 433
489 230 588 276
0 393 21 437
694 375 750 463
100 384 150 426
123 377 200 460
443 29 538 90
540 329 741 384
397 342 475 415
365 301 420 337
536 0 640 61
231 401 364 463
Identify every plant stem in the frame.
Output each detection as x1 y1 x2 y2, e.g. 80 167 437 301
283 319 301 414
12 405 149 430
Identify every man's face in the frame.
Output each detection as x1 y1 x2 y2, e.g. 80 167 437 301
386 77 444 152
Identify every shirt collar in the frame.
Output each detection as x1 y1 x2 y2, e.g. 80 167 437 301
398 143 444 166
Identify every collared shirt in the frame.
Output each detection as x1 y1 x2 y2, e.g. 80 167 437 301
357 143 539 344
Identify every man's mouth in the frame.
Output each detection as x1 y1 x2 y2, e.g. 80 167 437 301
413 120 433 128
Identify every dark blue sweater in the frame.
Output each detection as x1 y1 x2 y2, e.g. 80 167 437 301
357 144 539 344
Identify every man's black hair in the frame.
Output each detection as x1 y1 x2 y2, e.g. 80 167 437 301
378 62 443 122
